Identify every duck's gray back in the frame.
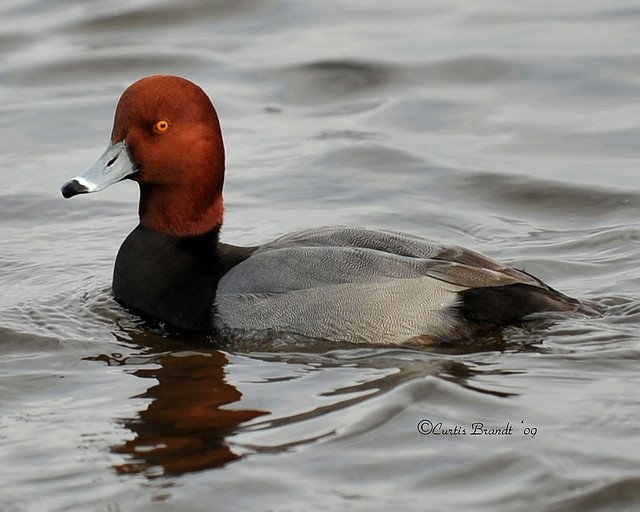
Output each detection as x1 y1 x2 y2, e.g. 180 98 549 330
214 226 568 344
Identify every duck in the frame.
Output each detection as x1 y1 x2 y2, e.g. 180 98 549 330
61 75 581 345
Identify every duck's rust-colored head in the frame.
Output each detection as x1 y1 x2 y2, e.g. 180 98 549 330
62 75 225 237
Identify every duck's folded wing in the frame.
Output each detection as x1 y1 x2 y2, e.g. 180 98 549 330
214 226 577 344
254 225 548 287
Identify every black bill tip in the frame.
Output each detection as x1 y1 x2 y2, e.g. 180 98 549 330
61 179 89 199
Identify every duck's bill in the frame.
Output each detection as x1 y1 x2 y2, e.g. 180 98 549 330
61 140 139 199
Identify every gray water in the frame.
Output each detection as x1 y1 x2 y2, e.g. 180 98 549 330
1 1 639 511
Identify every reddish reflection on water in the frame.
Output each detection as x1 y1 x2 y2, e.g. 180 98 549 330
93 348 267 476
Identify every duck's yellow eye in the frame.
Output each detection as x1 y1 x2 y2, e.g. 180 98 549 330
154 120 169 133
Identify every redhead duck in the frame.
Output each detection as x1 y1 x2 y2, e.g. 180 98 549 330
61 75 580 345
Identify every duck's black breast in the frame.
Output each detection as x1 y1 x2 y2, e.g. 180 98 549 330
112 224 255 333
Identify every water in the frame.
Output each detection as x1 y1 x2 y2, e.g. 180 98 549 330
1 1 639 511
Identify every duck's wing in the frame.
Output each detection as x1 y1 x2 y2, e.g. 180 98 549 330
253 225 550 288
214 226 578 344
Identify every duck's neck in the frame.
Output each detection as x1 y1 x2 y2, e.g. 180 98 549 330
138 183 224 238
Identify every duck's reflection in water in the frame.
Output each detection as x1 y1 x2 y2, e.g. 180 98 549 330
105 347 268 476
94 327 516 477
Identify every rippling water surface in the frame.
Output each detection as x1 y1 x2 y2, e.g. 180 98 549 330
1 1 639 511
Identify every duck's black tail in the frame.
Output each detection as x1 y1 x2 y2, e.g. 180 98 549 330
456 283 584 329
